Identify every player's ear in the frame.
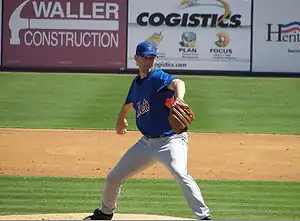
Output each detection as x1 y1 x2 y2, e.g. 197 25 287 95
134 55 140 66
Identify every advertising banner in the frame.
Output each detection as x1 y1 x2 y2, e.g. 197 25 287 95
252 0 300 73
127 0 251 71
2 0 126 69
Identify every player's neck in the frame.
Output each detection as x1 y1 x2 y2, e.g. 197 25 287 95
139 67 153 79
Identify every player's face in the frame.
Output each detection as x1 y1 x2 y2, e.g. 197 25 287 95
139 55 156 69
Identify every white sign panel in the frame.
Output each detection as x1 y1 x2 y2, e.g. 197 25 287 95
127 0 251 71
252 0 300 73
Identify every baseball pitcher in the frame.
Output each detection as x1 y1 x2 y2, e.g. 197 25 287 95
84 41 212 220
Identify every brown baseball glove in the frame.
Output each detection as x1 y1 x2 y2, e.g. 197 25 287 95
168 98 195 134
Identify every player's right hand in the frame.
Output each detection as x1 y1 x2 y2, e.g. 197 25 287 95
115 118 128 135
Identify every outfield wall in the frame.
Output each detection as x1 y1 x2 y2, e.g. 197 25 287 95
0 0 299 75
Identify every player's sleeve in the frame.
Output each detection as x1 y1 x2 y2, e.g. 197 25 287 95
152 70 176 92
124 79 135 104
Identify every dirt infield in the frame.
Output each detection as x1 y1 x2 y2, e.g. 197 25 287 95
0 128 299 220
1 128 299 181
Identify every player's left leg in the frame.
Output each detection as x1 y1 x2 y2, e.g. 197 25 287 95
153 133 211 220
84 137 155 220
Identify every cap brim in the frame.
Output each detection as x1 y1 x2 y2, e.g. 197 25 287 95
141 51 157 57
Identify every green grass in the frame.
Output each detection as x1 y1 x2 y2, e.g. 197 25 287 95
1 73 299 220
0 175 299 220
0 72 299 134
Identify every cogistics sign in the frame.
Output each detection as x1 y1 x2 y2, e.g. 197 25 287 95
136 0 241 28
127 0 251 71
3 0 126 69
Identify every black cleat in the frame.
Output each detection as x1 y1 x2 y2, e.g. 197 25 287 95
83 208 113 220
201 216 212 220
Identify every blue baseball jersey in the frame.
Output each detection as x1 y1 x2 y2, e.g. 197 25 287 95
125 68 176 136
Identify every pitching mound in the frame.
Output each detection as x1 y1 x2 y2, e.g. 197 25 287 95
0 213 194 220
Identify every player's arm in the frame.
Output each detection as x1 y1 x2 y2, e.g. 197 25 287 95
116 79 134 135
167 79 186 100
115 103 133 135
117 103 133 120
153 71 185 99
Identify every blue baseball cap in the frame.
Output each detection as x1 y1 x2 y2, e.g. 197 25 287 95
136 41 157 57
